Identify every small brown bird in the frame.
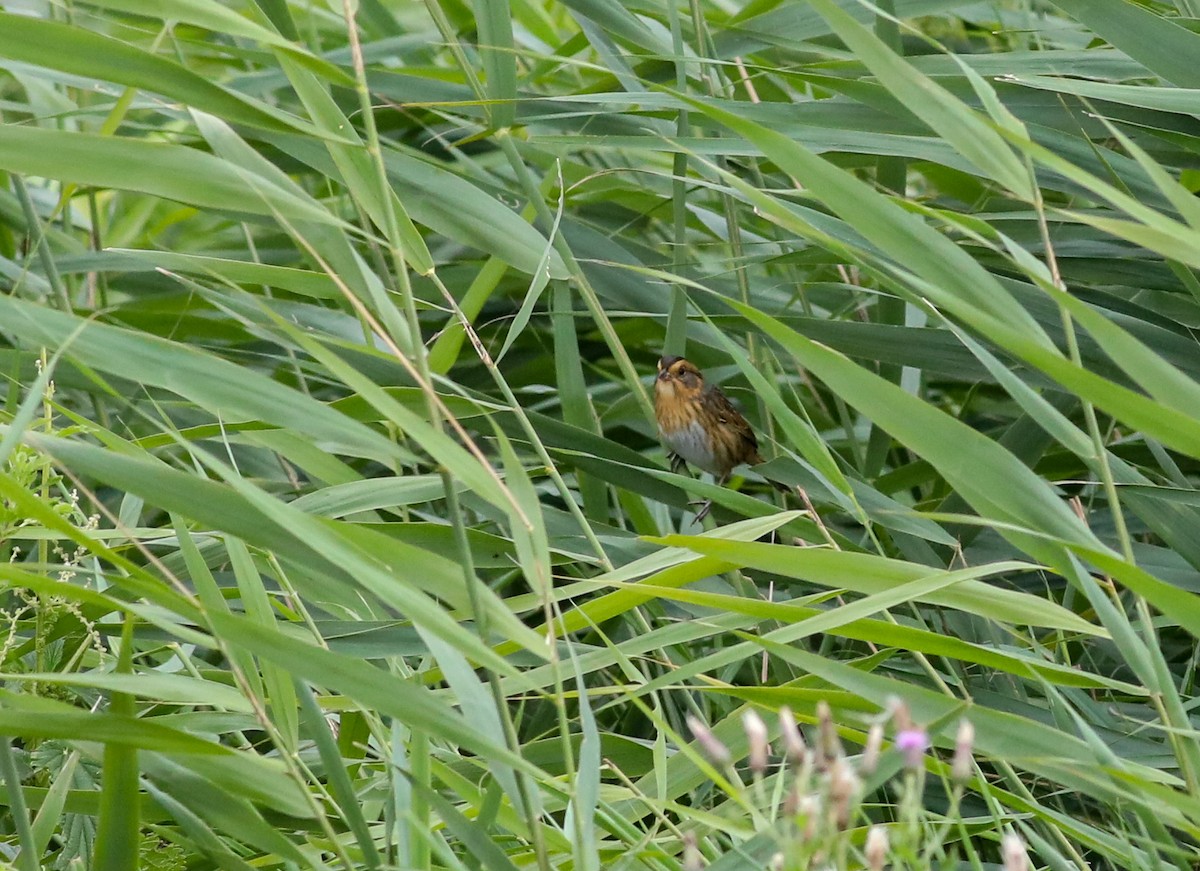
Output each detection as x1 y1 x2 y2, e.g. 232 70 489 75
655 354 784 521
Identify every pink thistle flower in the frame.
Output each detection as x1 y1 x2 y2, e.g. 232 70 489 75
895 727 928 769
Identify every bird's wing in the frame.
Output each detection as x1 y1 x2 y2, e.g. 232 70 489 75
707 386 762 462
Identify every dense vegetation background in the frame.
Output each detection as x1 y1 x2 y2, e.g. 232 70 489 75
1 0 1200 868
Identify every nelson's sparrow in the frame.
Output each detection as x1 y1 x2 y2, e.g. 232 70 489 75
655 354 786 521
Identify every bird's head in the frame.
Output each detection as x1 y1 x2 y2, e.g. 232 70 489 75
656 355 705 399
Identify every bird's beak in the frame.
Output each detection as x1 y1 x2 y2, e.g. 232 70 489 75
656 368 671 382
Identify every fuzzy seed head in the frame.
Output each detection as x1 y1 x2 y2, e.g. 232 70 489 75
816 700 841 768
796 795 819 841
861 723 884 775
952 718 975 784
1002 833 1029 871
682 831 704 871
827 758 860 830
778 705 807 766
888 696 913 732
687 714 731 767
742 710 770 774
865 825 889 871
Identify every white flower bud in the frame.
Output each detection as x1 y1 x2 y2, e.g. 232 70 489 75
861 723 884 775
778 705 807 766
952 719 975 784
743 710 770 775
865 825 889 871
1002 833 1029 871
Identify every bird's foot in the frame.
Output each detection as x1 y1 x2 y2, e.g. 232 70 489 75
668 452 689 476
690 499 714 523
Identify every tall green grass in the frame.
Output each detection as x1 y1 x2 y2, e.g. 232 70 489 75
1 0 1200 868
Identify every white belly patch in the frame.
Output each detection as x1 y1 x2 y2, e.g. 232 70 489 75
662 419 718 473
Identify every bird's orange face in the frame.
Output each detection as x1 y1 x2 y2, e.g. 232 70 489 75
655 355 705 401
